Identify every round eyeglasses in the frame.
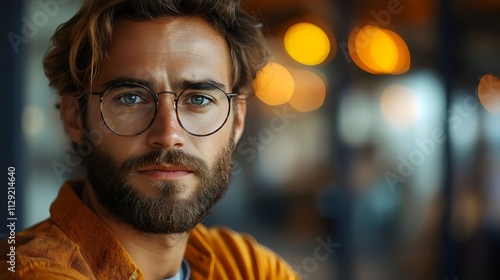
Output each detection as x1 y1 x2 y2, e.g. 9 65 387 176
92 82 236 137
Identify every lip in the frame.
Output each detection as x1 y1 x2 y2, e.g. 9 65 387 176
136 164 193 180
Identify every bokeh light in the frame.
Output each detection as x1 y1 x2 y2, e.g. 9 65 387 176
254 62 295 106
380 84 419 128
384 29 411 74
478 74 500 114
284 22 332 66
288 69 327 112
349 26 410 74
22 106 45 138
358 26 398 73
338 92 374 146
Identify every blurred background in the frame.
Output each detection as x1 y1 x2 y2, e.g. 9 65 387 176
1 0 500 279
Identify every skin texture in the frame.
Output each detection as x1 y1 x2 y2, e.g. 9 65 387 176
59 16 247 279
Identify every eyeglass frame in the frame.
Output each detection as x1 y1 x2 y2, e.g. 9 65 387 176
91 82 237 137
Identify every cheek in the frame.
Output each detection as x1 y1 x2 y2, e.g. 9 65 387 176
93 133 150 167
85 95 104 130
196 120 234 166
84 96 141 163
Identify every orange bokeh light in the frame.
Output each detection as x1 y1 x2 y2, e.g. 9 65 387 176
384 29 410 74
478 74 500 114
349 26 410 75
254 62 295 106
289 69 327 112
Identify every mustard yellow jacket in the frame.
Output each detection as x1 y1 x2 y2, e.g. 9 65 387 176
0 180 299 279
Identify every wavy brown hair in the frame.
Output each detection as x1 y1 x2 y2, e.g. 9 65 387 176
43 0 270 105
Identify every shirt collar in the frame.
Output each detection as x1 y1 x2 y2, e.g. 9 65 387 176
185 225 216 279
50 180 142 279
50 180 216 280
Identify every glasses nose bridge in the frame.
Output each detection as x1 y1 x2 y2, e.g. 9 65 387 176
151 90 182 132
155 91 179 109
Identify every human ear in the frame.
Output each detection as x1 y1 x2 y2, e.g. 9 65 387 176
232 99 247 145
59 95 84 144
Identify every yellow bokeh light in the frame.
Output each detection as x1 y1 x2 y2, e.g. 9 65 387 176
254 62 295 106
357 26 398 73
349 26 410 75
385 29 410 74
348 30 378 74
478 74 500 114
284 22 332 66
289 69 327 112
380 84 419 128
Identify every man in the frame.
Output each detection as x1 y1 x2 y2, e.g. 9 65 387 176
0 0 299 279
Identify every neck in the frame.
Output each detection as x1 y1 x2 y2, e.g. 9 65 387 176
81 179 189 280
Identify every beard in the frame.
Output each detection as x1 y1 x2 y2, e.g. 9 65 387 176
83 136 235 234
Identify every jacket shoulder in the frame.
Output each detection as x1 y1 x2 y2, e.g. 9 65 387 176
0 219 92 279
191 225 300 279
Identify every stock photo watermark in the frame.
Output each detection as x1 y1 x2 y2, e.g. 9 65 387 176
7 0 71 54
233 105 297 175
338 0 410 64
385 74 500 191
51 126 106 182
292 235 340 279
51 105 298 181
384 96 477 191
4 167 17 272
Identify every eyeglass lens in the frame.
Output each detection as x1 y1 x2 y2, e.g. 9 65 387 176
100 83 231 136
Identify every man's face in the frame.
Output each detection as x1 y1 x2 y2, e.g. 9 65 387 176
75 17 245 234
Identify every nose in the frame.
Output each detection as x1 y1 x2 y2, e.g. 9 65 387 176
146 93 185 149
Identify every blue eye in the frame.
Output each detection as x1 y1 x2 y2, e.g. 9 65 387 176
188 95 211 106
118 94 145 105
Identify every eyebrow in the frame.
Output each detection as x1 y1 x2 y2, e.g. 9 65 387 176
102 76 228 92
102 77 156 89
176 79 227 92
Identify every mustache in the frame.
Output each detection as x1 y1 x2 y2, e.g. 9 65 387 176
118 149 209 175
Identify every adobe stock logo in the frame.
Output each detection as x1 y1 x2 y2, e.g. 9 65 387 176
51 128 105 183
7 0 71 54
293 235 341 279
232 106 297 176
384 95 480 192
338 0 408 64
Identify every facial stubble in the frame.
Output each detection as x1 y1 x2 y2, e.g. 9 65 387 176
84 131 235 234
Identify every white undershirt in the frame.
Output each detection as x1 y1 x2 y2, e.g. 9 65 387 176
162 259 191 280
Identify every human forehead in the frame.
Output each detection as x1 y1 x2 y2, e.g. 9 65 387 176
110 16 227 51
97 16 232 91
